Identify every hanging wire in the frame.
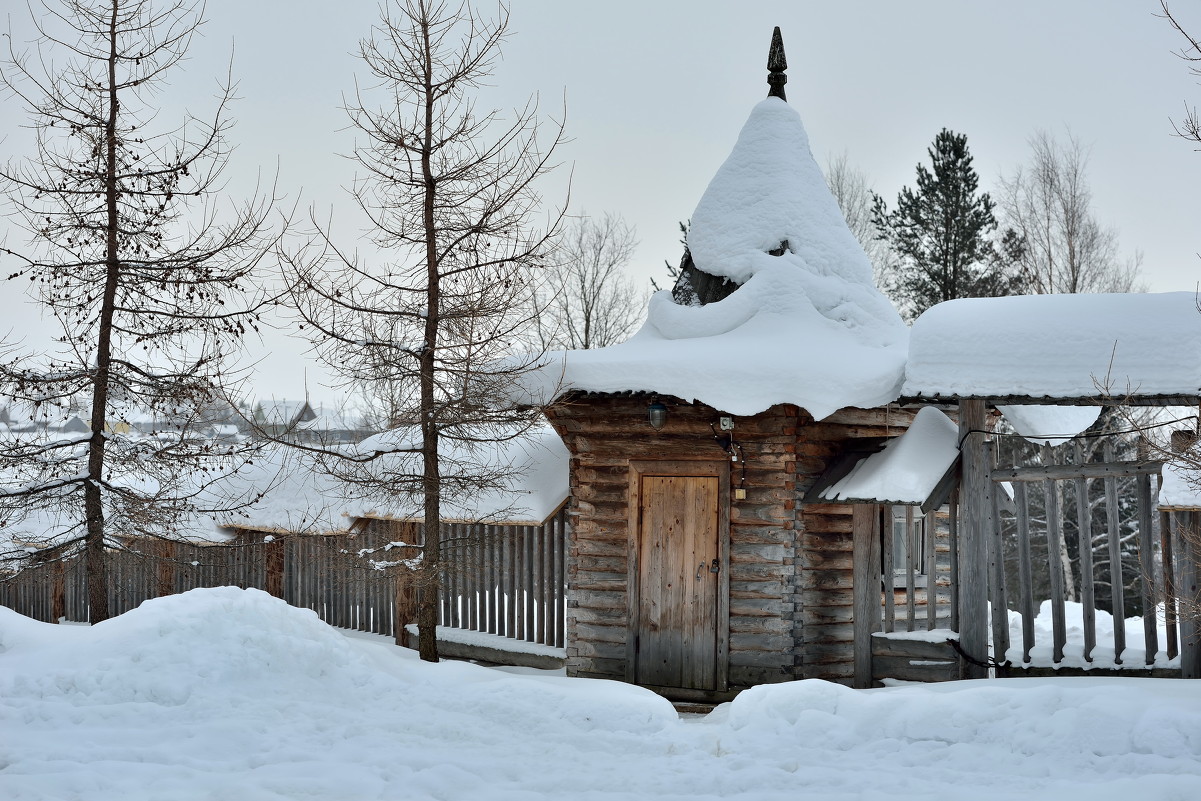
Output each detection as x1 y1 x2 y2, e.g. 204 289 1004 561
958 413 1199 447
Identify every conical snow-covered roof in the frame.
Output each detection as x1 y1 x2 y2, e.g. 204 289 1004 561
686 98 880 291
523 34 907 419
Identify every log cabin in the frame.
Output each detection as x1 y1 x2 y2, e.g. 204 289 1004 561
4 28 1200 695
529 28 1201 699
534 28 920 700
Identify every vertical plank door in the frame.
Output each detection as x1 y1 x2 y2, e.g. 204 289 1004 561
635 474 719 691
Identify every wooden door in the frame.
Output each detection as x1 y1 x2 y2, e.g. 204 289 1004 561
633 468 724 691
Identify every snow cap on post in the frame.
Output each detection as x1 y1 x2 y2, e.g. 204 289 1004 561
767 26 787 101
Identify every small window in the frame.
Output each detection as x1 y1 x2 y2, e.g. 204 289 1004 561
887 506 927 588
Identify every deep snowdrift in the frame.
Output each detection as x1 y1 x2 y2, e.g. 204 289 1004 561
3 587 1199 801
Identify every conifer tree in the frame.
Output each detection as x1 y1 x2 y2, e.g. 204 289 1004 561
872 129 1019 318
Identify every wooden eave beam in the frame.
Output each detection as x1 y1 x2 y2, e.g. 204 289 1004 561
899 394 1201 407
992 460 1163 482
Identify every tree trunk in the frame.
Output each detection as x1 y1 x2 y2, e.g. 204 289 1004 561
416 13 441 663
1052 481 1078 602
394 567 418 647
84 1 125 624
52 560 66 622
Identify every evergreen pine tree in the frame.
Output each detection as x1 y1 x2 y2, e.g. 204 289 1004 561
872 129 1019 318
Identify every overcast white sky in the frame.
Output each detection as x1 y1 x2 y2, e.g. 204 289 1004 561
2 0 1200 407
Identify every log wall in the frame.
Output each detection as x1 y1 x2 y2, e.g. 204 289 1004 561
546 394 916 692
793 407 917 683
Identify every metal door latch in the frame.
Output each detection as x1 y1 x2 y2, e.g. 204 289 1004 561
710 558 720 574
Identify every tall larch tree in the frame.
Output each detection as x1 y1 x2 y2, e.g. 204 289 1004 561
0 0 280 620
283 0 564 661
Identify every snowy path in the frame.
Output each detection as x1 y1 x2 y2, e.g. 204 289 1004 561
2 587 1198 800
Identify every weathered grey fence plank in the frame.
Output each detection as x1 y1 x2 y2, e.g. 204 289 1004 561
1160 510 1179 660
948 487 959 632
1137 473 1158 665
1042 452 1067 664
1014 481 1035 663
1103 441 1126 665
993 461 1161 482
1074 443 1096 662
554 508 566 648
925 509 938 630
904 506 916 631
882 505 895 633
987 441 1009 662
1175 511 1200 679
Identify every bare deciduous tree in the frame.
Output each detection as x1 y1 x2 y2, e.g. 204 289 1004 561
824 153 895 289
0 0 280 620
282 0 564 661
538 212 645 350
1162 1 1201 149
997 131 1141 296
1160 0 1201 637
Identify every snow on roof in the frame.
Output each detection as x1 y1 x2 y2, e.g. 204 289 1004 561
997 405 1102 446
820 406 959 506
688 99 878 288
1158 458 1201 510
349 424 569 525
207 447 351 535
2 425 568 559
524 98 907 419
298 412 359 432
209 423 569 533
253 399 315 425
904 292 1201 401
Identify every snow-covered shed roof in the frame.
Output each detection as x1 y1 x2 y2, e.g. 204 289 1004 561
253 399 316 427
1 425 570 561
207 447 351 536
347 424 569 526
903 292 1201 403
526 93 907 420
521 37 1197 420
209 423 569 533
817 407 960 509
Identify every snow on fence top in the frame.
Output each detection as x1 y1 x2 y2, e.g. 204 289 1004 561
525 98 908 420
903 292 1201 402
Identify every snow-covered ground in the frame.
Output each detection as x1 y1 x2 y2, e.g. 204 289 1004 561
3 588 1198 801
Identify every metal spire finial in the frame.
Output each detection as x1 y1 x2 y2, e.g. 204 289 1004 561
767 26 787 101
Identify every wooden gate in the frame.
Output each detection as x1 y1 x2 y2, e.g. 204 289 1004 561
628 460 729 694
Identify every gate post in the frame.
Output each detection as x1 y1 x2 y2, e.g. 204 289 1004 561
1179 511 1201 679
852 504 883 688
958 399 991 679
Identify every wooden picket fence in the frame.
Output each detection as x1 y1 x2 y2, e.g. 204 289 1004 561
870 440 1200 682
0 506 568 650
987 442 1184 671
